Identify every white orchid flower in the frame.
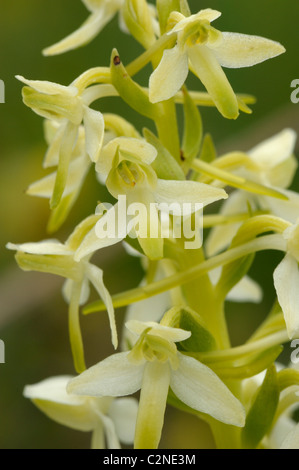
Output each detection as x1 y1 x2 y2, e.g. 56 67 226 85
273 220 299 339
149 9 285 119
6 215 117 373
68 320 245 449
206 129 298 256
43 0 125 56
24 375 138 449
16 75 105 208
73 136 228 261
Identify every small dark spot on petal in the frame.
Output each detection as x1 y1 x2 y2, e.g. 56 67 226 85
113 55 121 66
180 149 186 161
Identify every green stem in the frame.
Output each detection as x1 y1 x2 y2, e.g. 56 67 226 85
155 99 181 161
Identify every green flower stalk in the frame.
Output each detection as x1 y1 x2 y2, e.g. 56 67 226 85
8 0 299 450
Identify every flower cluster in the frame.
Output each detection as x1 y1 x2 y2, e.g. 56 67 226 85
8 0 299 450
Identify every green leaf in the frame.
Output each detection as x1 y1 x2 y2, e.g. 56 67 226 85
241 365 280 449
143 128 185 180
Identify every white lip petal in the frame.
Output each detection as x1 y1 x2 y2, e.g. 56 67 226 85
188 45 239 119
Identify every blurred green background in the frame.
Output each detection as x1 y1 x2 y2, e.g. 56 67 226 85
0 0 299 449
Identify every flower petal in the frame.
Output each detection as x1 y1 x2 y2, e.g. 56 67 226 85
91 424 105 449
188 45 239 119
83 105 105 162
155 179 227 212
97 137 157 176
149 45 189 103
171 9 222 33
170 353 245 427
43 11 114 56
227 275 263 303
280 423 299 449
270 415 297 449
95 411 121 449
108 398 139 445
134 361 171 449
205 190 247 256
50 122 79 209
69 281 86 373
16 75 77 96
24 376 97 432
273 254 299 339
43 122 66 168
27 156 90 199
63 277 90 306
74 203 125 262
126 320 191 343
211 32 285 68
6 240 71 256
85 263 118 349
249 129 297 170
67 352 144 397
264 189 299 224
122 289 170 350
